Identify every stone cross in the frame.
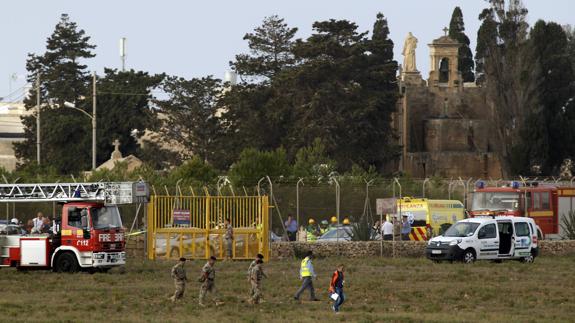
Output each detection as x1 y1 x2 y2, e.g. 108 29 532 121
111 139 122 160
443 27 449 36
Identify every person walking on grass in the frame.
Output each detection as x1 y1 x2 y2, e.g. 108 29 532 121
294 251 319 302
247 253 264 281
199 256 224 307
249 259 267 304
329 264 345 313
170 257 188 302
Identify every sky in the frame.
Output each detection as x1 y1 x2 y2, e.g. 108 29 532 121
0 0 573 101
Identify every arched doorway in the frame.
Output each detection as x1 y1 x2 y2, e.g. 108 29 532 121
439 58 449 83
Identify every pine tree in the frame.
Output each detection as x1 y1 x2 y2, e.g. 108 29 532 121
448 7 475 82
285 15 398 170
231 15 298 81
157 76 223 165
15 14 96 173
513 20 575 175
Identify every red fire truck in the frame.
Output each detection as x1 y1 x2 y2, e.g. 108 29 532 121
0 182 149 272
469 181 575 239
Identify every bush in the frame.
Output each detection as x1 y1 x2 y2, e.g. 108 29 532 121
229 147 291 187
293 138 336 179
350 216 374 241
169 157 218 186
560 211 575 240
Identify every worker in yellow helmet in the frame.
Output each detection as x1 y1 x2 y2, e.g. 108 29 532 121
319 220 329 236
328 216 338 232
306 219 318 242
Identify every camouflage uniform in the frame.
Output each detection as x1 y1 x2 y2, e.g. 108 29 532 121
170 262 187 302
224 224 233 259
199 262 220 305
246 260 257 281
249 263 266 304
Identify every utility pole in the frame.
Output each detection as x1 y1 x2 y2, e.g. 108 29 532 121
36 74 41 165
92 71 97 170
120 38 127 72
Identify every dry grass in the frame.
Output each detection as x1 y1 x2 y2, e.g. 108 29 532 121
1 255 574 322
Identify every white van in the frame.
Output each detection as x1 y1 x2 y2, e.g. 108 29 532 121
425 216 539 263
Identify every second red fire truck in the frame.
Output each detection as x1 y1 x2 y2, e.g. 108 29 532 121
469 181 575 239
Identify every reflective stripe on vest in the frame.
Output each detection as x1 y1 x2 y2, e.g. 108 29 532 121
300 257 311 277
306 231 317 241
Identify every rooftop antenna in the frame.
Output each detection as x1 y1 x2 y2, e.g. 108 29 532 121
120 37 127 72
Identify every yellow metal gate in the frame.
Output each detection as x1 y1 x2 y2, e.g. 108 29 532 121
147 195 269 260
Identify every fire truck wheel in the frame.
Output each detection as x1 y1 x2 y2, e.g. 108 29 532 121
54 252 80 273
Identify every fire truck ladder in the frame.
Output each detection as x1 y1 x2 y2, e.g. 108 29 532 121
0 182 149 204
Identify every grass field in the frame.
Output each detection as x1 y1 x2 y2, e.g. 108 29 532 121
1 255 574 322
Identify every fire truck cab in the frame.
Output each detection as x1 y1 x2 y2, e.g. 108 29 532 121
0 182 149 272
469 181 575 240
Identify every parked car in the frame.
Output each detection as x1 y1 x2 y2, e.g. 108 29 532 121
426 216 539 263
317 226 353 242
0 224 25 235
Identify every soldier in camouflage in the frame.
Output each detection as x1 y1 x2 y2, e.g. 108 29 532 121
249 259 267 304
224 218 233 260
170 257 188 302
246 253 264 281
199 256 223 307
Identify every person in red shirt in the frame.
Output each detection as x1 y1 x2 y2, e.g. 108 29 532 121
329 264 345 313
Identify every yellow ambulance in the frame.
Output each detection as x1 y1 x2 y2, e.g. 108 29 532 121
396 197 465 241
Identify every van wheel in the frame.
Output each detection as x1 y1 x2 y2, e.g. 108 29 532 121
462 249 476 264
521 252 535 263
54 252 79 273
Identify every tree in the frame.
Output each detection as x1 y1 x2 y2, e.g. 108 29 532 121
231 15 298 81
156 76 222 165
449 7 475 82
15 14 96 173
96 69 164 165
512 21 575 175
284 15 399 170
475 8 498 85
478 0 539 177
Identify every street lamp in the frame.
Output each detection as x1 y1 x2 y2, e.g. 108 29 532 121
62 100 96 170
63 91 96 170
62 71 96 170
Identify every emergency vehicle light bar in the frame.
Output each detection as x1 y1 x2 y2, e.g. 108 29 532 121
0 182 149 204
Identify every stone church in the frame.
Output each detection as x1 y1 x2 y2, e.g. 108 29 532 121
393 30 503 179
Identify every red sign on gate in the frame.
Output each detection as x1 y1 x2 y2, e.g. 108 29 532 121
173 209 191 225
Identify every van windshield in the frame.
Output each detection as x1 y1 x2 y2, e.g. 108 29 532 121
444 222 480 237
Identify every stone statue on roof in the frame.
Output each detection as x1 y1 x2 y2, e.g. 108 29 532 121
402 32 418 72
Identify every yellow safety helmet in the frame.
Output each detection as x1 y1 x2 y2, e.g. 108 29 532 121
342 218 350 225
330 216 337 224
308 218 315 225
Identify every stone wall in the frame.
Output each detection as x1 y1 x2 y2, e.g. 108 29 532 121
271 240 575 259
126 235 146 258
271 241 427 259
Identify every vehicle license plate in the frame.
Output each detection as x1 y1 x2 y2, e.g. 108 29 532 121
432 250 442 254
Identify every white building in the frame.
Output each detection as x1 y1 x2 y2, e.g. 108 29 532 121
0 102 29 171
